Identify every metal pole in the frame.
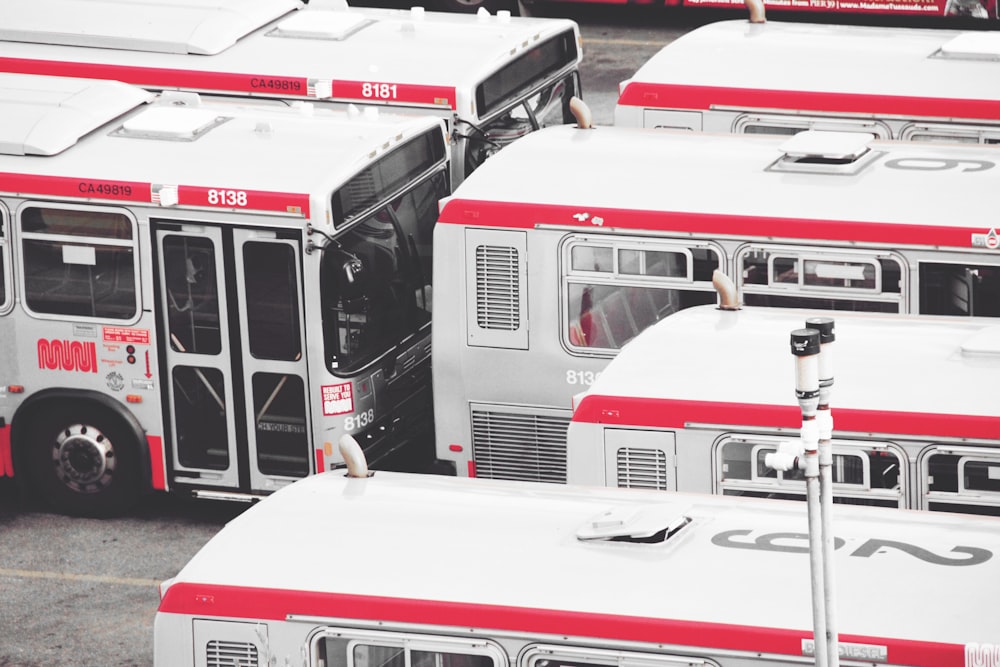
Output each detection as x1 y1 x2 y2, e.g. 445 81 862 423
806 317 840 667
790 328 826 667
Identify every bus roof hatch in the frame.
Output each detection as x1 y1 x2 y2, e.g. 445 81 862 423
576 504 692 543
935 32 1000 61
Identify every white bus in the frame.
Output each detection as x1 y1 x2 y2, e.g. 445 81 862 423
431 124 1000 481
615 18 1000 144
0 73 451 516
0 0 582 187
154 468 1000 667
568 304 1000 517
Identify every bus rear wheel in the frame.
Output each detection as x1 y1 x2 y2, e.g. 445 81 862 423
19 404 142 517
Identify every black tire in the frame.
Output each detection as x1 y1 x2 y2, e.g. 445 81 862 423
17 402 142 517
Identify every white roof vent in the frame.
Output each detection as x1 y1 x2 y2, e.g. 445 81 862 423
115 107 227 141
576 504 691 543
269 10 374 41
935 32 1000 61
768 130 880 175
780 130 875 161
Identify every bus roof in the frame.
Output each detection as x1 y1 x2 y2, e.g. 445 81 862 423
437 125 1000 249
0 74 445 222
571 305 1000 438
617 19 1000 117
0 0 580 111
160 470 1000 664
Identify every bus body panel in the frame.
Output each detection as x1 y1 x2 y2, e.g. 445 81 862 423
153 470 1000 666
616 20 1000 141
432 124 1000 483
0 74 449 514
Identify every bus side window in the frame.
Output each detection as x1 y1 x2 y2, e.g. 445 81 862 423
919 262 1000 317
923 448 1000 516
20 206 138 320
0 210 8 313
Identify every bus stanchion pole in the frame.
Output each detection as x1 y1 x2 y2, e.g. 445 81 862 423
807 317 839 667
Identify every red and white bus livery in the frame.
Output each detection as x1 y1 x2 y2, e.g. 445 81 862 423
0 0 582 187
154 469 1000 667
569 304 1000 516
431 123 1000 482
0 74 450 515
616 18 1000 142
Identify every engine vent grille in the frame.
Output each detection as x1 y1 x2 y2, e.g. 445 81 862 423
617 447 669 490
472 409 569 483
475 244 520 331
206 640 259 667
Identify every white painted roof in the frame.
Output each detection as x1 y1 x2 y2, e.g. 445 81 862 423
0 73 153 155
167 470 1000 646
0 0 299 55
0 0 579 94
574 305 1000 420
619 19 1000 102
439 124 1000 234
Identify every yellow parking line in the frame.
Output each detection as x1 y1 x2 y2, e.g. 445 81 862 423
0 567 161 587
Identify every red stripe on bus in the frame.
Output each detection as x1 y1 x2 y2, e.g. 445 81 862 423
0 57 312 99
315 447 326 475
572 396 1000 440
0 173 310 216
0 58 458 109
0 172 151 203
147 435 166 491
436 200 986 249
157 583 965 667
174 186 310 217
0 422 12 477
616 83 1000 122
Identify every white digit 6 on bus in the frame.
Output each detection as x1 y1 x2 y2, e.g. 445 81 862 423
344 409 375 431
207 189 248 207
361 82 398 100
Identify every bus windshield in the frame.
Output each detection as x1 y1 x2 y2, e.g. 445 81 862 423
321 169 446 375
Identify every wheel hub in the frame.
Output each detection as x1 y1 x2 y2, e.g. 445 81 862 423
52 423 116 494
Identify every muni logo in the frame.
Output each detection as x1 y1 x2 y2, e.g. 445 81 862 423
37 339 98 373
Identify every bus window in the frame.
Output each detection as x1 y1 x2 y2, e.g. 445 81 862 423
244 242 302 361
735 115 892 139
739 246 904 313
919 262 1000 317
564 238 720 351
20 206 138 320
322 170 445 374
521 645 717 667
923 447 1000 516
0 209 8 313
717 435 905 508
466 72 578 174
901 123 1000 144
162 235 222 355
315 631 504 667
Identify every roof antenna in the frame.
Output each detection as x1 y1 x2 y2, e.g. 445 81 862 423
745 0 767 22
569 96 594 130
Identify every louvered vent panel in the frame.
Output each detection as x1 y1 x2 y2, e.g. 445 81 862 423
206 640 259 667
472 410 568 483
617 448 669 490
475 244 520 330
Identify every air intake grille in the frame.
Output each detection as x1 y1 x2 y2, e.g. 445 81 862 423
206 640 259 667
475 244 520 330
617 448 669 490
472 410 569 483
